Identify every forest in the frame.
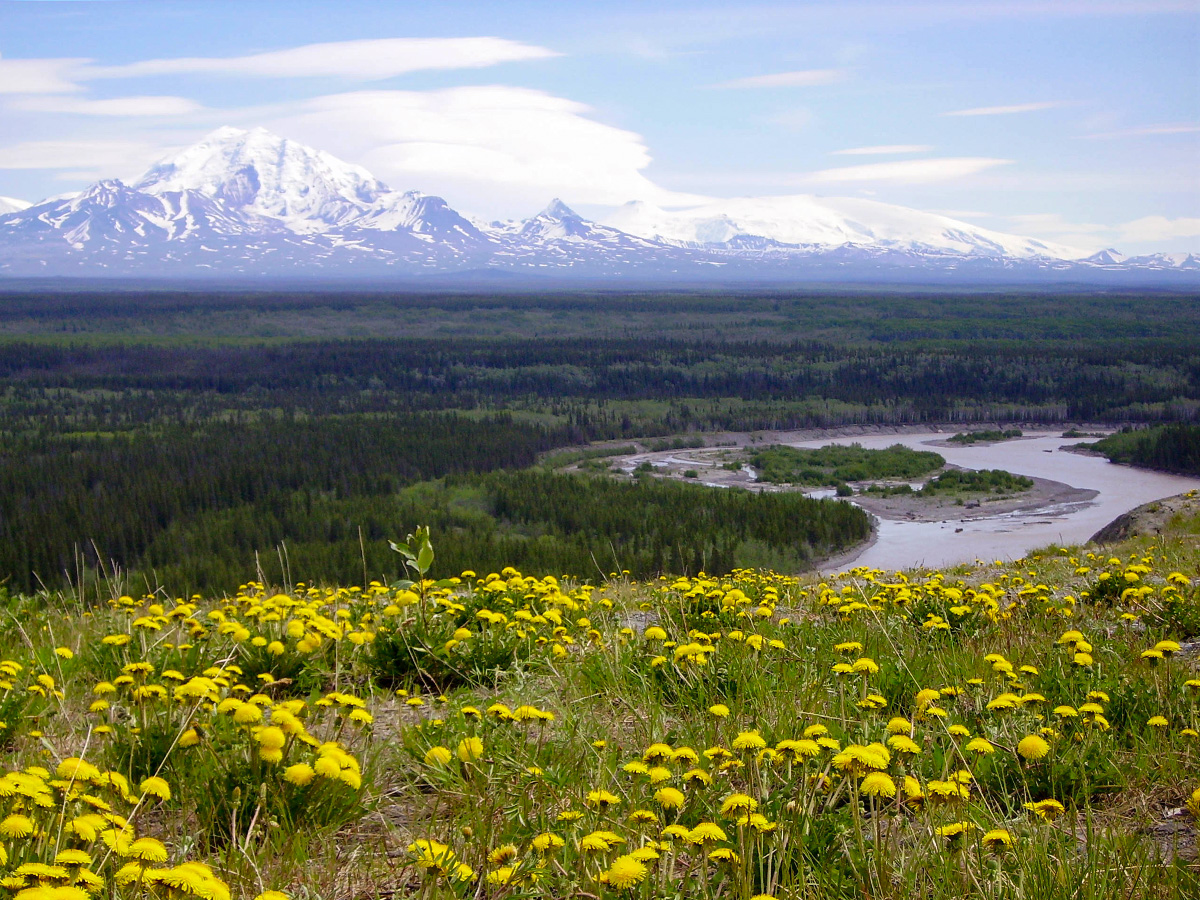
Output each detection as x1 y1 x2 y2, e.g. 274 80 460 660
0 287 1195 593
1082 422 1200 476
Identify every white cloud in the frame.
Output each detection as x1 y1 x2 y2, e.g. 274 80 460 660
0 140 165 172
261 87 709 212
1000 213 1115 252
1083 123 1200 139
0 53 88 94
9 95 203 116
1006 213 1108 234
833 144 934 155
713 69 844 89
767 109 813 131
929 209 992 218
944 102 1064 117
85 37 559 81
809 157 1013 184
1118 216 1200 243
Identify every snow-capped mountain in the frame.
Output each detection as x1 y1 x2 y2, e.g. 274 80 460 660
0 196 29 216
604 197 1084 260
0 126 1194 284
134 126 389 233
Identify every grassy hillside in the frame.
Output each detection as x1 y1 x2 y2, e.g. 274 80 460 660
1 496 1199 899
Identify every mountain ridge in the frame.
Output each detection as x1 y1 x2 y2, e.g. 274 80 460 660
1 127 1195 284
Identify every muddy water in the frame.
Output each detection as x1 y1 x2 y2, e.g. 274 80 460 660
780 431 1200 572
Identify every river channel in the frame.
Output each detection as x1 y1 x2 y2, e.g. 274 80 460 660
788 431 1200 572
608 429 1200 573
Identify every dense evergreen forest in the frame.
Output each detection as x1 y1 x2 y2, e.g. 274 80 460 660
1083 423 1200 476
0 288 1195 592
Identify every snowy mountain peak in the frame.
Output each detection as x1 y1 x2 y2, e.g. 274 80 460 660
605 196 1087 260
0 196 30 216
133 126 390 232
1085 248 1127 265
539 198 579 220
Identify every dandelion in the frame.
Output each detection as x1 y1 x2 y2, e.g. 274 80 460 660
1025 798 1065 821
456 737 484 762
982 829 1014 852
531 832 565 853
732 730 767 751
0 814 34 838
719 793 758 817
654 787 685 809
579 831 623 853
586 789 621 809
487 844 518 865
887 735 921 756
604 854 648 889
1017 735 1051 761
935 821 976 846
860 772 897 798
686 822 728 844
424 746 453 766
966 737 995 755
139 776 171 801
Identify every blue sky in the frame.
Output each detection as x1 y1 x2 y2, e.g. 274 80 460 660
1 0 1197 253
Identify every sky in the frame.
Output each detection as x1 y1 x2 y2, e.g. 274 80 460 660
0 0 1197 254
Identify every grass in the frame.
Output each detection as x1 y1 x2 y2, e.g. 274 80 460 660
0 492 1199 898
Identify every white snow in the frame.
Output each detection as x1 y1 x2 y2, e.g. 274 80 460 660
0 196 30 216
604 196 1089 260
134 126 389 233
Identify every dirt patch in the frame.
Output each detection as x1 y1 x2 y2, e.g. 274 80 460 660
853 475 1098 524
1091 492 1200 544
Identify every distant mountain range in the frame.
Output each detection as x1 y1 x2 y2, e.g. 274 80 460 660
0 126 1195 285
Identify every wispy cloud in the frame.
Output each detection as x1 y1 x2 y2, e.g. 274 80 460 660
9 95 202 116
0 140 166 171
712 69 844 89
1118 216 1200 243
832 144 933 155
929 209 992 219
943 101 1064 116
1006 213 1109 234
0 54 88 94
1083 122 1200 139
261 87 710 211
84 37 559 81
810 157 1012 184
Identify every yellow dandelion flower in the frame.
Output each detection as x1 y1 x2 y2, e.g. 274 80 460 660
719 793 757 817
653 787 685 809
1016 735 1050 761
732 730 767 752
982 829 1013 852
456 737 484 762
139 776 171 801
859 772 897 798
604 854 648 889
686 822 728 844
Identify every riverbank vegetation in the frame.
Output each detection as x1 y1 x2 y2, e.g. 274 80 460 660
1082 424 1200 477
948 429 1024 445
1 494 1198 898
749 444 945 486
864 469 1035 498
